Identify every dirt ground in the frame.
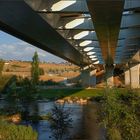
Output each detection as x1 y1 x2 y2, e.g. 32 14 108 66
2 61 80 82
2 60 123 87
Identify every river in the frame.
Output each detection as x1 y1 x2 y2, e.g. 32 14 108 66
0 99 105 140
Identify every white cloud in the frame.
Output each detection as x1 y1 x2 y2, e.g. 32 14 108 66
38 52 46 57
0 41 65 62
14 42 28 46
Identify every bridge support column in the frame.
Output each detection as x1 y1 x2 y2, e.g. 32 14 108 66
81 69 96 87
124 69 130 86
129 64 140 88
105 65 114 88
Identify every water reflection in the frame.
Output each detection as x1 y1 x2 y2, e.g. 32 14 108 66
1 99 105 140
48 103 73 140
37 102 83 140
19 101 83 140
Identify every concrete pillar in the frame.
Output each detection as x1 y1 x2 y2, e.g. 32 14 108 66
124 69 130 86
105 65 114 87
89 70 96 87
81 69 96 87
130 64 140 88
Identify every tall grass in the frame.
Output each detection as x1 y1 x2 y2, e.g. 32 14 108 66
0 121 37 140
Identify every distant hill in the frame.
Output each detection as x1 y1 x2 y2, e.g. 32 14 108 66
2 60 80 82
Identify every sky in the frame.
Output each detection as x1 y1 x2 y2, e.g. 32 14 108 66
0 31 65 63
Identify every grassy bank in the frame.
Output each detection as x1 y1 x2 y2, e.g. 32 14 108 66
37 88 131 99
38 88 103 99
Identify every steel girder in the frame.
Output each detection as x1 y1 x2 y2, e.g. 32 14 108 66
0 1 90 66
22 0 140 65
27 0 140 13
0 0 139 66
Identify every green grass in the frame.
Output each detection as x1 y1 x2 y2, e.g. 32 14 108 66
37 88 140 99
37 88 131 99
37 88 102 99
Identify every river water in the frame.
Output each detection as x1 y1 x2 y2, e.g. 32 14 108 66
0 99 105 140
32 101 83 140
0 100 83 140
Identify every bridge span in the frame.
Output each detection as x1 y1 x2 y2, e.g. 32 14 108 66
0 0 139 88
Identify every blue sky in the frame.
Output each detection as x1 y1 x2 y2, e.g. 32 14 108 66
0 31 65 63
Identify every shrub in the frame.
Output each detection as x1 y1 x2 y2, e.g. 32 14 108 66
48 103 72 140
0 121 37 140
44 79 59 86
100 89 140 140
0 75 13 93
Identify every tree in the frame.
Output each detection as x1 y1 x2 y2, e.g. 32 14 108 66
0 59 4 75
48 104 72 140
31 52 40 85
39 67 44 75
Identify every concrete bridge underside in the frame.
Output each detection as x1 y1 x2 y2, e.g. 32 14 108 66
0 0 140 88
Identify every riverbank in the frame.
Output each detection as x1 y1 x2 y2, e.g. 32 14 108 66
37 88 131 99
1 88 140 140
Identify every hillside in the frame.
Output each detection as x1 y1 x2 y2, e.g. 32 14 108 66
2 61 80 83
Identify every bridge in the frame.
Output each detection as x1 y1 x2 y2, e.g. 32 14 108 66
0 0 139 88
